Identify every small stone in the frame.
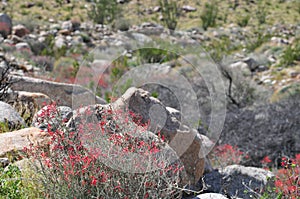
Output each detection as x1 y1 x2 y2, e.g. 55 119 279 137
0 158 9 168
182 5 197 12
290 71 300 78
61 21 73 31
15 42 30 50
153 6 161 12
12 24 30 38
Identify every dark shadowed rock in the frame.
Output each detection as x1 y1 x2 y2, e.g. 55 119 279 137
220 94 300 167
198 165 274 199
0 13 12 38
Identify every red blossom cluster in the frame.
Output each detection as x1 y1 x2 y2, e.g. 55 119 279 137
274 154 300 198
24 103 183 198
212 144 246 166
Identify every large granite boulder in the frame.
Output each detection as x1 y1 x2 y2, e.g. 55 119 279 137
116 88 206 186
0 101 25 130
10 75 106 109
0 127 48 158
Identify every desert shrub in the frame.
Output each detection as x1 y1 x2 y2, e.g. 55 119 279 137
245 30 272 52
24 103 184 198
31 56 54 72
256 0 267 25
200 0 218 30
237 14 250 27
270 82 300 103
279 38 300 67
0 165 23 198
135 47 178 64
296 1 300 14
159 0 180 31
0 163 44 198
88 0 120 25
0 44 16 53
52 57 78 83
209 144 247 168
205 36 242 62
114 18 131 31
41 35 67 59
14 17 40 33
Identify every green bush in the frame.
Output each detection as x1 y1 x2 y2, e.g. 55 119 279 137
257 1 267 25
88 0 120 25
159 0 180 31
0 165 22 198
279 38 300 67
237 14 250 27
114 18 131 31
245 30 271 52
135 48 178 64
200 0 218 30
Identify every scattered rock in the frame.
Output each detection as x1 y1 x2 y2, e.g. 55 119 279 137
153 6 161 12
61 20 73 31
54 36 67 49
0 13 12 38
12 24 30 38
129 32 152 43
290 71 300 78
15 42 31 50
242 57 259 72
182 5 197 12
0 158 9 168
0 101 25 129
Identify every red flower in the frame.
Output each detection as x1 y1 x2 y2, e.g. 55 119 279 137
275 179 283 189
90 176 97 186
261 156 272 164
144 192 149 199
287 185 297 193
